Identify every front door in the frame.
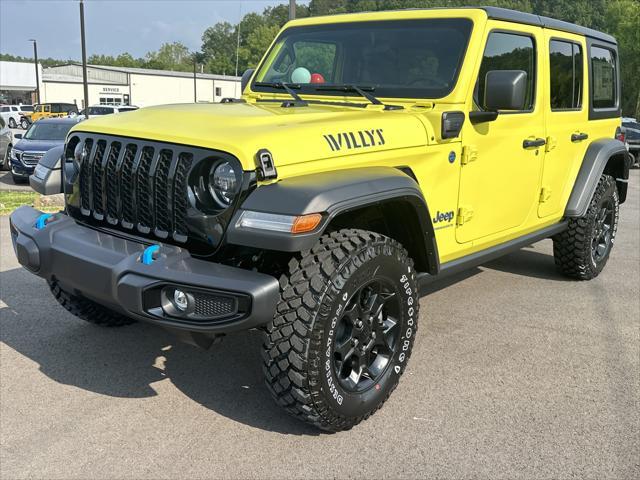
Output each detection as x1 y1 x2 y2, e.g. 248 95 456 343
538 32 589 218
457 24 545 244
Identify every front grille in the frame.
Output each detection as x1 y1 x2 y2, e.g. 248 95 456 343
71 134 195 242
21 151 46 166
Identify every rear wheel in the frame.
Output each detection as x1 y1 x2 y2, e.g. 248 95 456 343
8 118 17 129
48 279 136 327
553 174 619 280
262 229 419 431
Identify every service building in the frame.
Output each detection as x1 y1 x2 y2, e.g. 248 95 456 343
1 60 241 107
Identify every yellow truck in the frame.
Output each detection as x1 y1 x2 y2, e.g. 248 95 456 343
11 7 631 431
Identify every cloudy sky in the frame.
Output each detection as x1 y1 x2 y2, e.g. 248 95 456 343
0 0 307 60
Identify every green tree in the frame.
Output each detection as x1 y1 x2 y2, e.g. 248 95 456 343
202 22 237 76
145 42 192 71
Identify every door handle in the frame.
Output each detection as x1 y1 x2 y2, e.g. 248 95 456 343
523 137 546 149
571 132 589 142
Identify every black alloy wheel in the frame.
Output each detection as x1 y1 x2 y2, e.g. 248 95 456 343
591 198 615 264
333 279 401 392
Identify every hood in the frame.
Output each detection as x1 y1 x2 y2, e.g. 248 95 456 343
14 138 64 152
70 102 431 170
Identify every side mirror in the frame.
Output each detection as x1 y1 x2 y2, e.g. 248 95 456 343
14 133 23 139
241 68 255 93
484 70 527 111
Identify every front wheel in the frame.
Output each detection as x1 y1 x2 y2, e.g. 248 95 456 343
262 229 419 431
553 174 619 280
20 118 30 130
11 173 26 184
2 145 10 171
48 279 136 327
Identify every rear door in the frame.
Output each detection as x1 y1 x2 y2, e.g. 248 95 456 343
539 32 589 218
457 23 545 243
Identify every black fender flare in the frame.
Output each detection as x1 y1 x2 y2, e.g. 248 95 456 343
226 167 440 274
565 138 630 217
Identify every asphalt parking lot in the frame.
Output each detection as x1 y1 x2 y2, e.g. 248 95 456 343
1 171 638 479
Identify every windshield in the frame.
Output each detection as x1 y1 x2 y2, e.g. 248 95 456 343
86 106 115 115
253 18 472 99
24 122 74 140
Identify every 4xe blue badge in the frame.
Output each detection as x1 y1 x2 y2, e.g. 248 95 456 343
448 151 456 163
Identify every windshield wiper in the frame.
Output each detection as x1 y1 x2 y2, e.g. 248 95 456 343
253 82 308 106
314 84 403 110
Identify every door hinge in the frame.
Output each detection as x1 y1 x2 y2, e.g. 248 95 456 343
545 136 557 152
539 187 552 203
457 207 474 226
461 145 478 165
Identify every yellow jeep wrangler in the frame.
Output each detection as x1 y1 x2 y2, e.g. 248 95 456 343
20 102 79 128
11 7 630 431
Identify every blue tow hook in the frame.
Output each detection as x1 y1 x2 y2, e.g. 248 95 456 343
34 213 53 230
141 245 160 265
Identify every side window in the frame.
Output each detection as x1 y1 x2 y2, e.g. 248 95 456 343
590 45 617 109
0 107 9 112
51 104 60 113
475 31 536 111
44 105 51 113
549 40 583 110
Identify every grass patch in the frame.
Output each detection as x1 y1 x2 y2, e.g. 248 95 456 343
0 191 61 215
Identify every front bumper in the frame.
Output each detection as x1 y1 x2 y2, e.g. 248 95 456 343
9 206 280 335
10 158 33 177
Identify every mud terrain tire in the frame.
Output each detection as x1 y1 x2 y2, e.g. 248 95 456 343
262 229 419 432
553 174 619 280
48 279 135 327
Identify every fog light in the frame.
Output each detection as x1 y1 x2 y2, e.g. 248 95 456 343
173 289 189 311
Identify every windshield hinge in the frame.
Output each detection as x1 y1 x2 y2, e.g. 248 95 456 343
461 145 478 166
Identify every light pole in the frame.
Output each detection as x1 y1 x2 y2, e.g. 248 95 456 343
79 0 90 117
193 58 197 102
28 39 40 104
289 0 295 20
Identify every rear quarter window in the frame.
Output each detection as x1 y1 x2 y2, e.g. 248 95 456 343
590 45 617 109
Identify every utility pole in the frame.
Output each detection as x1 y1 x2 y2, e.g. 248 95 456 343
79 0 90 117
193 58 197 102
28 39 40 104
289 0 295 20
235 2 242 77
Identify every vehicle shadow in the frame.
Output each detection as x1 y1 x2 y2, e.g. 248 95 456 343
482 244 568 281
0 266 318 435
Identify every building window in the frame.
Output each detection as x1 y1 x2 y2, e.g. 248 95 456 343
475 31 536 111
549 40 583 110
215 87 222 97
590 45 617 109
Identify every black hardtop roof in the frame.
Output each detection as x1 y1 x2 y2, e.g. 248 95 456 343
301 6 616 45
481 6 616 44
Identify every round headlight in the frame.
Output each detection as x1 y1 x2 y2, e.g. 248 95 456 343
209 161 238 206
73 142 84 168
